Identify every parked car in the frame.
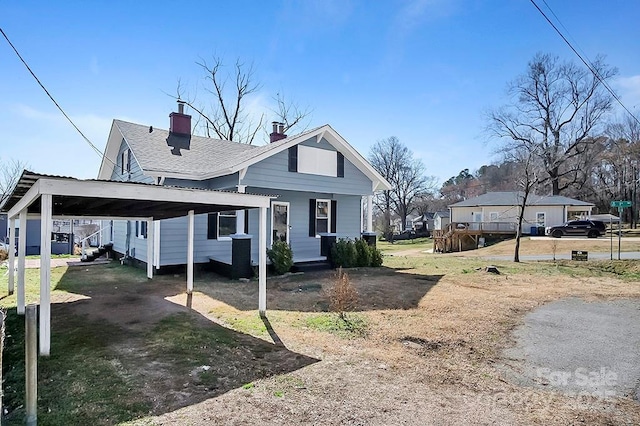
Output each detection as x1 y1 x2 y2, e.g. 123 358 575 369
546 220 606 238
391 230 417 241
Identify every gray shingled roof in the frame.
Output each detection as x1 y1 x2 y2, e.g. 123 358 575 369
116 120 324 178
448 192 594 207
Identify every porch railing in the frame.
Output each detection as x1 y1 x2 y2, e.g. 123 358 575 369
79 223 112 260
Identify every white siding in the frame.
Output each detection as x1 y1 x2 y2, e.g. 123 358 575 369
451 204 568 234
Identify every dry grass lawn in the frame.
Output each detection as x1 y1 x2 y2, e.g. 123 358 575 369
136 249 639 425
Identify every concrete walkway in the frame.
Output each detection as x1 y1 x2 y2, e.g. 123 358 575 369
3 257 110 271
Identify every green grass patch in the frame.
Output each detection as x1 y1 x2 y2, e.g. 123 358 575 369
2 308 150 425
302 313 368 338
210 312 268 338
146 312 238 366
549 259 640 281
377 237 433 253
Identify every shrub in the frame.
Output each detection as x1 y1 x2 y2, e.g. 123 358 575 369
330 238 383 268
328 267 358 320
354 238 372 267
369 245 383 267
0 249 8 262
266 240 293 275
330 239 357 268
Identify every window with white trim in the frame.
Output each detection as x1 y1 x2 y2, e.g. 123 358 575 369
218 211 237 238
135 221 147 239
315 200 330 235
489 212 499 221
536 212 546 227
121 146 131 175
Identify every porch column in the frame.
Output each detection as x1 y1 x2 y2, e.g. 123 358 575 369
362 195 377 246
236 185 246 234
153 220 161 270
187 210 194 294
258 206 267 315
146 218 154 279
17 209 27 315
40 193 52 356
366 195 373 233
8 217 15 295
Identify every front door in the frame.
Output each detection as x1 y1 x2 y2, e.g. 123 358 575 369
471 211 482 230
271 202 290 245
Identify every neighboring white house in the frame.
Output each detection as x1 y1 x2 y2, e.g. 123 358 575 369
412 212 435 231
433 210 450 230
448 192 594 235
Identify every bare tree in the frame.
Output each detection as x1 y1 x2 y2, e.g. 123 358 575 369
487 53 617 195
176 56 310 144
0 159 27 208
513 151 541 262
369 137 436 237
270 92 311 135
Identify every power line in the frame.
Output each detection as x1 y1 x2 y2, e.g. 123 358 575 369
0 27 118 169
529 0 640 126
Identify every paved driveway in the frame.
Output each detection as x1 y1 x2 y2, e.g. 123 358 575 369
501 298 640 401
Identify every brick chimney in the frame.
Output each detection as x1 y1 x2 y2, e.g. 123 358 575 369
269 121 287 143
169 100 191 136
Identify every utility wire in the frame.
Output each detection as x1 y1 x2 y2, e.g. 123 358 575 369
529 0 640 126
0 27 118 168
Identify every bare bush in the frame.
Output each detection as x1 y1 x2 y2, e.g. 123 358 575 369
550 240 558 261
328 267 359 320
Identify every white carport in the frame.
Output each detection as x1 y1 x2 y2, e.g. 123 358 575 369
1 171 272 356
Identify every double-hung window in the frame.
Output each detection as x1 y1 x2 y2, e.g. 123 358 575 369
218 211 237 238
315 200 330 234
207 211 237 239
136 221 147 239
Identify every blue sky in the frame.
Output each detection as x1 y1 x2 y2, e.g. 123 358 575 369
1 0 639 185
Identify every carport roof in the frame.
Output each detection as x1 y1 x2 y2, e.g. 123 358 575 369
1 170 273 220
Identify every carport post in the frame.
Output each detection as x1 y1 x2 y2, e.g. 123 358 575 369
17 209 27 315
25 304 38 426
259 206 267 314
40 193 52 356
187 210 194 294
8 217 16 295
146 218 154 279
366 195 373 233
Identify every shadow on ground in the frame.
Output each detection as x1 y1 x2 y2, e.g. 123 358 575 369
2 262 318 425
193 266 444 312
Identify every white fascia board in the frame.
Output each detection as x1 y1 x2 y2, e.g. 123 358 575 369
37 178 272 208
27 214 150 221
321 127 393 191
207 124 393 192
97 121 123 180
7 180 41 219
145 168 234 181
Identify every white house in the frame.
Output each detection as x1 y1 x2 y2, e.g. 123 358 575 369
448 192 594 235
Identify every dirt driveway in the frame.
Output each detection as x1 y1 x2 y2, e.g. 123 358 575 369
36 255 640 426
